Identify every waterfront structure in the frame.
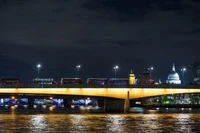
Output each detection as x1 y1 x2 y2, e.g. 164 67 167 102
129 69 136 85
166 63 181 84
194 62 200 84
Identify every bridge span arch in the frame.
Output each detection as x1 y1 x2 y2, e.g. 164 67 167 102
0 88 200 99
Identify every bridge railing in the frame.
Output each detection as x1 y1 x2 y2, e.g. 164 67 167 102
0 84 200 88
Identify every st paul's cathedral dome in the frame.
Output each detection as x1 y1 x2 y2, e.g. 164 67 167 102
166 63 181 84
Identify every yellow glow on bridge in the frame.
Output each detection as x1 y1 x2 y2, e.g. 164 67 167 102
0 88 200 99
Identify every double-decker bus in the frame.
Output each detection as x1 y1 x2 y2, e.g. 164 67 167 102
87 78 108 85
33 78 57 84
108 78 129 85
61 78 83 85
0 78 21 85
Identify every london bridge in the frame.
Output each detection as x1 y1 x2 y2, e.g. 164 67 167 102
1 84 200 112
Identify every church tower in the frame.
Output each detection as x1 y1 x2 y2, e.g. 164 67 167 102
129 69 136 85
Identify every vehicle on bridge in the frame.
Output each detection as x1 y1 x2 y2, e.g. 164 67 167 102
108 78 129 85
0 78 21 85
61 78 83 84
33 78 57 84
87 78 108 85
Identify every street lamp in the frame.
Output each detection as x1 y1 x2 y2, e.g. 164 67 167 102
181 68 186 84
113 65 119 78
148 67 154 79
76 65 81 78
37 64 41 78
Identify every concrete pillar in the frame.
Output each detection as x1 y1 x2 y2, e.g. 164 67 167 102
97 99 105 107
28 97 35 108
124 91 130 112
105 99 125 112
63 98 72 108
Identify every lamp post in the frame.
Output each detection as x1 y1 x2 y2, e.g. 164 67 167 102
181 68 186 84
148 67 154 79
37 64 41 78
76 65 81 78
113 65 119 78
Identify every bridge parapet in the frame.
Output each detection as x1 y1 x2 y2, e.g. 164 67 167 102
0 84 200 89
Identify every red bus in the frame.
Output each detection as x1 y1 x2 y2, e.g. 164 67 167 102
87 78 108 85
0 78 21 85
33 78 57 84
61 78 83 85
108 78 129 85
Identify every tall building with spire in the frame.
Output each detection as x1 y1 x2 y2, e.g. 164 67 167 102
129 69 136 85
166 63 181 84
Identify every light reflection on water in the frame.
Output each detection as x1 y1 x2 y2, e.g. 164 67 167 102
29 115 48 132
0 113 200 133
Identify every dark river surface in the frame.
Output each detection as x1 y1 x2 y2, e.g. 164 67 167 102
0 107 200 133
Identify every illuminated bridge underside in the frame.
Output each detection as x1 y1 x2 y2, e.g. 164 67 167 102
0 88 200 99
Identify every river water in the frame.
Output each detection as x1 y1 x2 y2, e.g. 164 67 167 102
0 108 200 133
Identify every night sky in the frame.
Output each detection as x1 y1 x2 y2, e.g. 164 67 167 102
0 0 200 84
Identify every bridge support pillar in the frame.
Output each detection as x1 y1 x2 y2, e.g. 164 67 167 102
105 99 124 112
28 97 35 108
97 99 105 107
124 91 130 113
63 99 72 108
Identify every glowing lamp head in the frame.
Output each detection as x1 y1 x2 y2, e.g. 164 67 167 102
148 67 153 70
37 64 41 68
181 68 186 71
76 65 81 68
113 65 119 70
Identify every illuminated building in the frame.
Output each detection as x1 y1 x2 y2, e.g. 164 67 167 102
129 69 136 85
194 62 200 84
166 63 181 84
136 69 154 84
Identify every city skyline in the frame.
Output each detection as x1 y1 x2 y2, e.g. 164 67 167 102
0 0 199 83
0 62 191 84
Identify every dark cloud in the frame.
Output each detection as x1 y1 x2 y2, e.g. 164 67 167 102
0 0 200 83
